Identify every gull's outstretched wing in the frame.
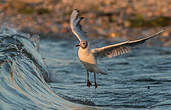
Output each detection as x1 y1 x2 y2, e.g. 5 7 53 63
70 9 87 42
91 29 167 58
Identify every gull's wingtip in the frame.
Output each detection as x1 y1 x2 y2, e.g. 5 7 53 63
158 27 170 33
71 9 79 21
71 9 79 16
163 26 171 31
156 26 171 35
74 9 79 12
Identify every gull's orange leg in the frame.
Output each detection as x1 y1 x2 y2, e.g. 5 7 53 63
94 72 97 88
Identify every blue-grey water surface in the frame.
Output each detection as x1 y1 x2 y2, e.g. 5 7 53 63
0 28 95 110
40 37 171 109
1 27 171 110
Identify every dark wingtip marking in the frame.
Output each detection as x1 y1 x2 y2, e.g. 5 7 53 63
74 9 79 12
80 17 84 20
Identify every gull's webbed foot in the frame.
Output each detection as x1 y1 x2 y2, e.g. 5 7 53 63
87 80 92 87
95 82 98 88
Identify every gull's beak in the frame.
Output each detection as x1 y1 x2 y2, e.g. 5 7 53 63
76 44 80 47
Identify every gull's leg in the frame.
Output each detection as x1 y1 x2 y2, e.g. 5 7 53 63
94 72 97 88
87 70 92 87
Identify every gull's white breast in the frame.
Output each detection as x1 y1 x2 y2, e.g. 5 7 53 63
78 47 98 72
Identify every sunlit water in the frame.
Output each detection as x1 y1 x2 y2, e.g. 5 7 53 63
40 37 171 109
1 27 171 110
0 28 93 110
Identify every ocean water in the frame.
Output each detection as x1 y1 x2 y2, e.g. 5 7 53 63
1 27 171 110
0 27 96 110
40 36 171 109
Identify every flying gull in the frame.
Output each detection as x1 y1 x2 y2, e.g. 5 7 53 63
70 9 168 88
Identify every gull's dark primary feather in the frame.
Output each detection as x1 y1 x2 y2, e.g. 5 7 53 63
91 29 167 58
70 9 87 42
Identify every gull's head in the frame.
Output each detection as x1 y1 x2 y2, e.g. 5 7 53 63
76 40 88 49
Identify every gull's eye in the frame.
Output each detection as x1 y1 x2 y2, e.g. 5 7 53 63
81 41 88 49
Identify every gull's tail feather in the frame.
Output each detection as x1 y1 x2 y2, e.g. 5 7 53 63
98 69 108 75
